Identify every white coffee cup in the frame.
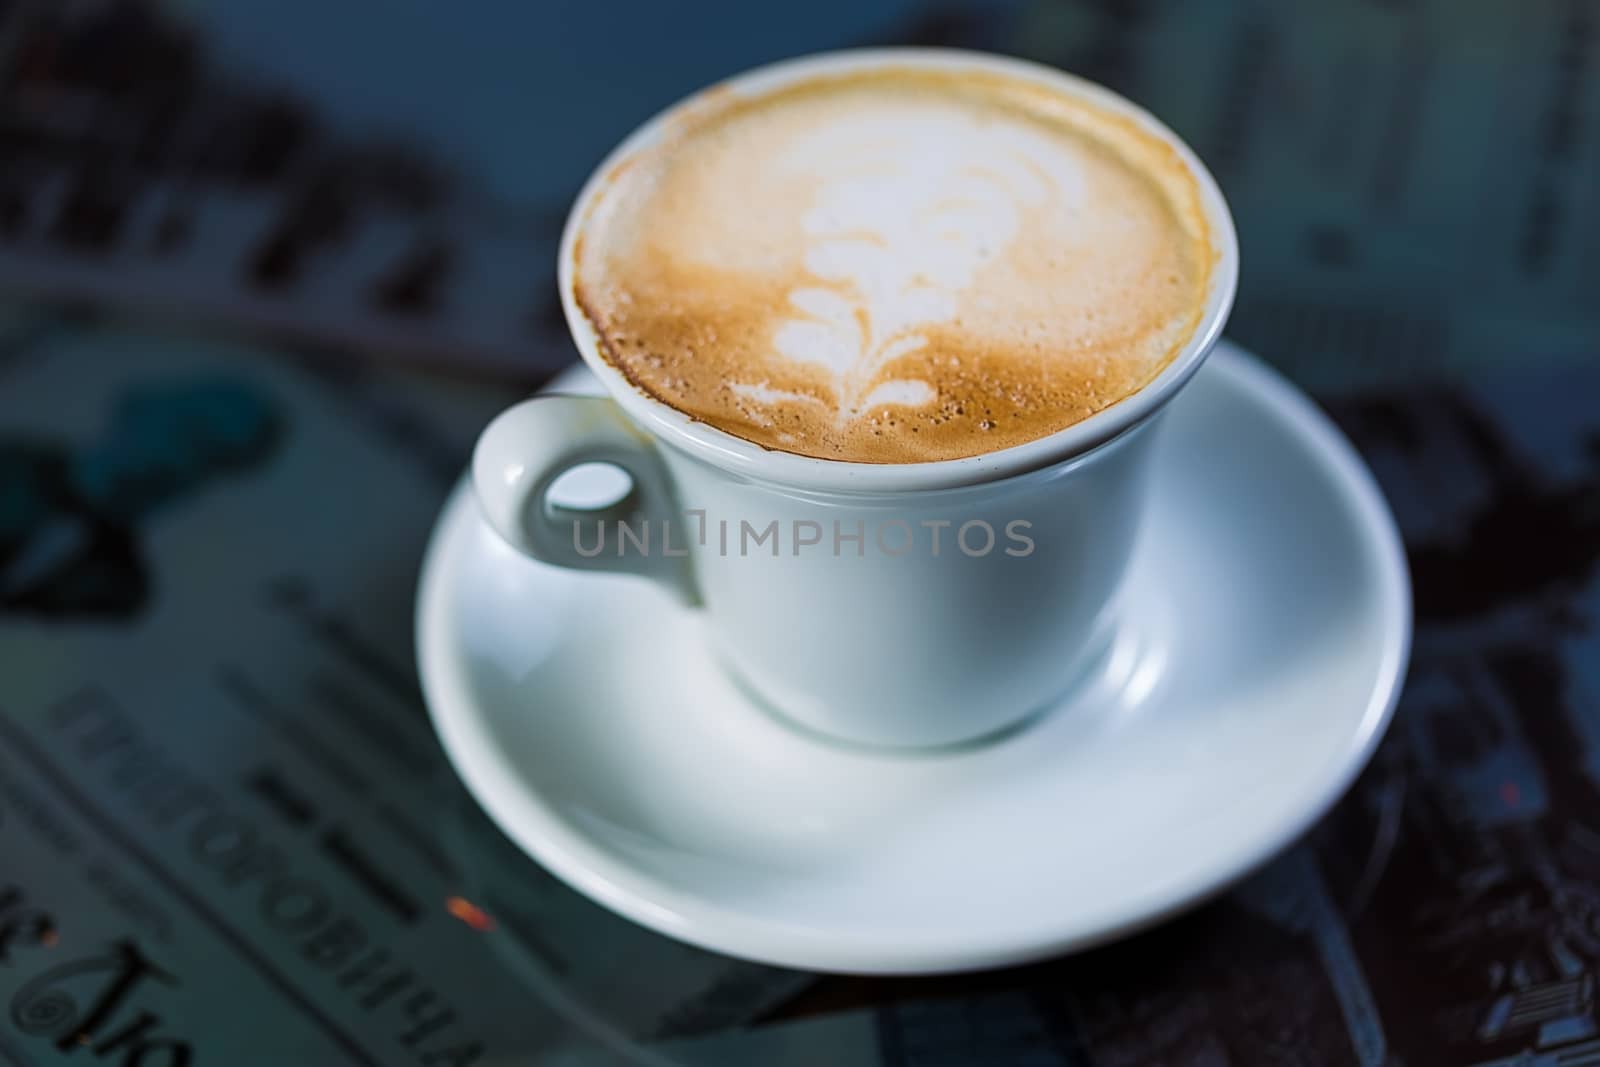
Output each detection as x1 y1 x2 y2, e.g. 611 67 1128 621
473 48 1238 748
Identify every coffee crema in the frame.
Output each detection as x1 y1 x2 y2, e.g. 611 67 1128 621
572 65 1215 463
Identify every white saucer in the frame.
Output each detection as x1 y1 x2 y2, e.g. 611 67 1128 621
417 341 1411 975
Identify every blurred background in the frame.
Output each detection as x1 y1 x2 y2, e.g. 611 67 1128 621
0 2 1597 1065
0 0 1594 388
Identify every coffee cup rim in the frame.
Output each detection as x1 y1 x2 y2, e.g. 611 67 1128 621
558 46 1239 493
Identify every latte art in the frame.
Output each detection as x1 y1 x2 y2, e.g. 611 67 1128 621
765 112 1085 420
573 67 1214 462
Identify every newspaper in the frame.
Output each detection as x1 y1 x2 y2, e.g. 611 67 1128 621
0 1 1598 1064
0 318 811 1066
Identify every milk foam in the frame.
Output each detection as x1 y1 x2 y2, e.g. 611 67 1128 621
573 67 1213 463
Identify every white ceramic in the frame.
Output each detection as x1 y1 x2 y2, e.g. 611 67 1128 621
419 343 1412 974
471 47 1240 749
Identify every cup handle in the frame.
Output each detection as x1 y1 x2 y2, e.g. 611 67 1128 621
471 395 701 606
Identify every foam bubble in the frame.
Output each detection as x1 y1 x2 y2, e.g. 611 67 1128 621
574 66 1213 463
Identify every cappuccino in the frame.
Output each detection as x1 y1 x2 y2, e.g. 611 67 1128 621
572 65 1214 463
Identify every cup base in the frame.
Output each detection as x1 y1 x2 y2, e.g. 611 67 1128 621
707 607 1136 753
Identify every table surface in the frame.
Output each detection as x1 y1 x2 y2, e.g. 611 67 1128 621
0 1 1598 1064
